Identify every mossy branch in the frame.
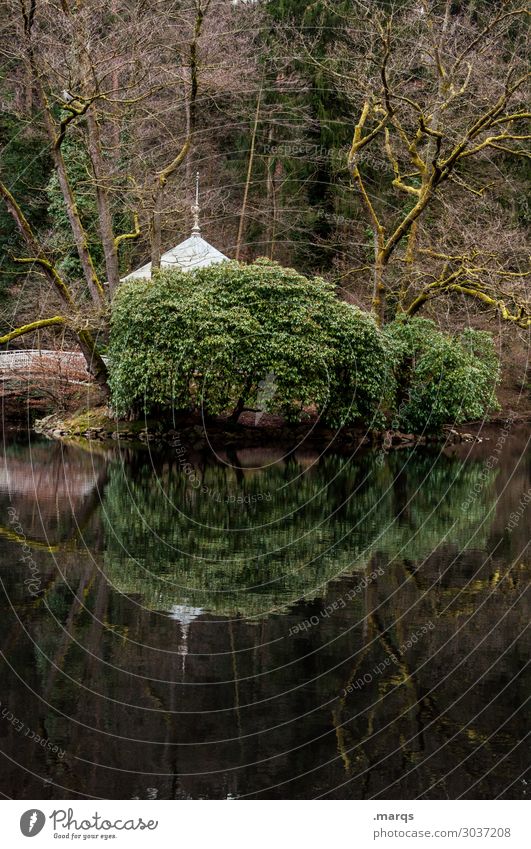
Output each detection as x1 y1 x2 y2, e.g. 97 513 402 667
406 278 531 328
12 256 75 306
0 178 108 387
156 140 191 189
114 213 141 249
56 95 101 150
1 180 46 258
0 316 66 345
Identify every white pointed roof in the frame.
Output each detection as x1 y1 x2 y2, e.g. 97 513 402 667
122 234 228 281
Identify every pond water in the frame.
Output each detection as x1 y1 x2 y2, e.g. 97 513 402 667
0 427 529 799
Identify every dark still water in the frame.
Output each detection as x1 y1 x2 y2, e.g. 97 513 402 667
0 428 529 799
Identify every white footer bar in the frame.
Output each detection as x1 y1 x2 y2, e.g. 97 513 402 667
3 799 528 848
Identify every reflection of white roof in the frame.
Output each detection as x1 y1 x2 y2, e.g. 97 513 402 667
169 604 204 662
169 604 203 625
122 235 228 281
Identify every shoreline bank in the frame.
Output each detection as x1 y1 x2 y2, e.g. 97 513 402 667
28 406 526 452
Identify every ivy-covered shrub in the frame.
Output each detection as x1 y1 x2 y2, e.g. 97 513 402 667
109 258 389 426
384 317 500 432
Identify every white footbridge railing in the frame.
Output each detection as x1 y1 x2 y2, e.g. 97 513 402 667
0 350 109 386
0 349 88 371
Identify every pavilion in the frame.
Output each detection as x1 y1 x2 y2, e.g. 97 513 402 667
122 174 228 281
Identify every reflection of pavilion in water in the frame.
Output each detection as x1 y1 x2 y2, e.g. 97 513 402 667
0 441 108 546
169 604 203 667
3 541 527 800
0 432 528 799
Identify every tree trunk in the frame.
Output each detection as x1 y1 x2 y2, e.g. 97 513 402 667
149 2 205 268
236 84 262 260
24 15 105 307
229 394 247 424
372 230 386 325
150 178 164 272
85 107 121 294
46 114 105 307
0 180 109 394
76 330 109 393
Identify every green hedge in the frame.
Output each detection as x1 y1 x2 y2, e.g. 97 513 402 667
384 317 500 432
109 262 500 432
109 258 389 426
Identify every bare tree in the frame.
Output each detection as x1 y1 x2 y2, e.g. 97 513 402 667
304 0 530 326
149 0 212 270
0 0 258 384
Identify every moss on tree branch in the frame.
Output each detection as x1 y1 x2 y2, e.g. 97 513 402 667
0 316 66 345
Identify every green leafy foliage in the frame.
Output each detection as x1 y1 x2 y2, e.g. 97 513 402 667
109 264 500 431
109 259 390 426
384 317 501 432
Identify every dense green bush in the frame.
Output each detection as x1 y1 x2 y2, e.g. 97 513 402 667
109 259 389 426
109 263 500 431
384 317 500 432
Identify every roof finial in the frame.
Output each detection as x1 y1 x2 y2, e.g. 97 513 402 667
191 171 201 236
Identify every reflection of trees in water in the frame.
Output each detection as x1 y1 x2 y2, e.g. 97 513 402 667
102 450 498 617
11 533 527 800
330 552 529 800
0 439 108 545
1 438 527 800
